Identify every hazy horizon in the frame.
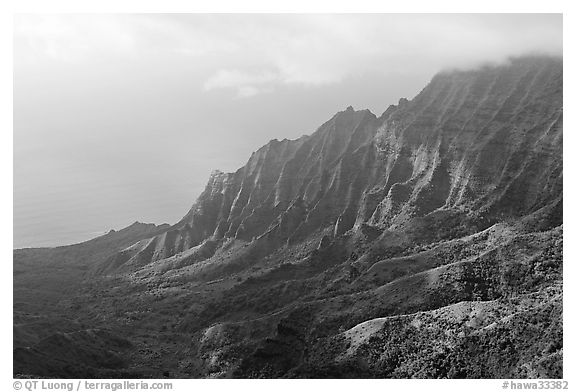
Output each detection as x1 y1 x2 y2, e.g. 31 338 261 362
13 13 562 248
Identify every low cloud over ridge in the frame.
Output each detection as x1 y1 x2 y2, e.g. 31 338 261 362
16 14 562 98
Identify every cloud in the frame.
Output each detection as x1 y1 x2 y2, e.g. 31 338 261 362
197 14 562 97
203 69 279 98
236 85 271 98
15 14 562 97
14 14 138 64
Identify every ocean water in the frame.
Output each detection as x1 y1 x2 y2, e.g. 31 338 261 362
13 163 203 249
14 189 189 249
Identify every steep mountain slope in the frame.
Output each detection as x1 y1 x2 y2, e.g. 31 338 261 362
100 57 561 278
13 56 563 378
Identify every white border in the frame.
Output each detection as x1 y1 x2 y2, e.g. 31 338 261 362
2 1 571 390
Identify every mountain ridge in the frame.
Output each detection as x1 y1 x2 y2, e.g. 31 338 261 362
99 56 561 279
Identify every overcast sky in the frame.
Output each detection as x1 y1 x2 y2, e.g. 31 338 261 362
13 13 562 248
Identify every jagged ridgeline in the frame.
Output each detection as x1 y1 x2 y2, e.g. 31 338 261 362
100 56 561 276
14 56 563 378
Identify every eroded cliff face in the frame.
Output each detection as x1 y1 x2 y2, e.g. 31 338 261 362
369 57 562 225
14 56 563 379
104 56 562 276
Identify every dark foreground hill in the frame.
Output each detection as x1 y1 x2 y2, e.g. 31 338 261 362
13 56 563 378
